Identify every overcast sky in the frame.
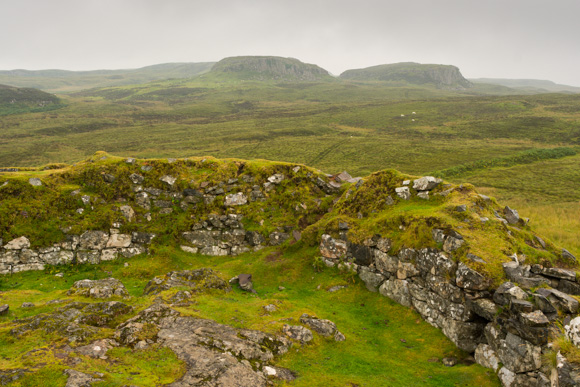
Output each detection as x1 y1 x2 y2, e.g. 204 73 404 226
2 0 580 85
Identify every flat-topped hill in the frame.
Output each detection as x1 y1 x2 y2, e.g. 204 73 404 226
340 62 473 89
209 56 333 82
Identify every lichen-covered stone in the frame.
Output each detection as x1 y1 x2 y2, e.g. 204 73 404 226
4 236 31 250
282 324 313 342
299 314 344 340
67 278 130 299
319 234 347 259
143 269 230 295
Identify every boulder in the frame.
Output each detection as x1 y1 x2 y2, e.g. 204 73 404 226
143 269 230 295
0 304 9 315
282 324 313 342
441 318 485 352
395 187 410 200
119 205 135 222
64 369 102 387
299 314 344 341
129 173 144 184
28 178 42 187
4 236 30 250
267 174 285 184
562 248 577 262
565 316 580 347
159 175 176 186
412 176 441 191
224 192 248 206
504 206 520 225
269 232 290 246
493 282 527 306
106 234 132 248
379 279 412 307
474 343 500 372
535 287 579 314
67 278 130 299
456 262 489 290
358 266 386 292
319 234 347 259
496 333 542 373
442 236 464 253
79 231 109 250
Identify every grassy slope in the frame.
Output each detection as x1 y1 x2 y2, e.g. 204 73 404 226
0 154 534 386
1 78 579 255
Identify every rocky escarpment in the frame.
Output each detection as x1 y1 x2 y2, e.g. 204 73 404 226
210 56 332 82
340 62 473 89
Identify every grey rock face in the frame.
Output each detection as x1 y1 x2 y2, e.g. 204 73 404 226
158 316 291 387
67 278 130 299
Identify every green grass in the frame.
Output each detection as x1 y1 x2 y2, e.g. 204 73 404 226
0 244 500 386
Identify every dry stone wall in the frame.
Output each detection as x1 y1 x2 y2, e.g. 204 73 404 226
0 231 155 275
320 225 580 386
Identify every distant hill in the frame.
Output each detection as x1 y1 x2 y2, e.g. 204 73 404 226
340 62 472 89
0 62 215 93
0 84 62 115
470 78 580 94
208 56 333 82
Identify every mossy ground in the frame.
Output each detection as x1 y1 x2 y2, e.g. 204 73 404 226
0 154 574 386
1 244 500 386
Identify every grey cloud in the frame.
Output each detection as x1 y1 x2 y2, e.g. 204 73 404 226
1 0 579 85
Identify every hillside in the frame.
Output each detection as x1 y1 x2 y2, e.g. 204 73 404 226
208 56 334 82
1 153 580 386
340 62 473 89
471 78 580 94
0 84 62 115
0 62 215 93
